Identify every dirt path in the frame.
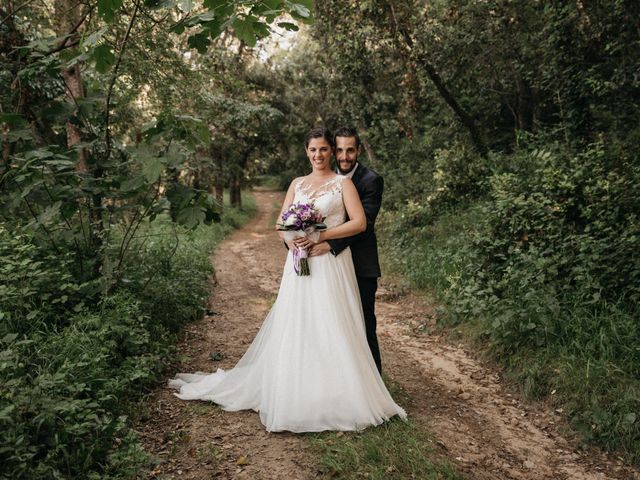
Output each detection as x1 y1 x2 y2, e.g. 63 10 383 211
378 296 638 480
138 189 639 480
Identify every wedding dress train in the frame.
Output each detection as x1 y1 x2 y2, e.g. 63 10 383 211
169 176 406 432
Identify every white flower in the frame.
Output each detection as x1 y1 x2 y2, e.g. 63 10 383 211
284 215 297 226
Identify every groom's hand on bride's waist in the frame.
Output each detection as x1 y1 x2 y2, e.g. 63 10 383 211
308 241 331 257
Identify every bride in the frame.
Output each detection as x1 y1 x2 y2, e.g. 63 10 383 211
169 127 406 432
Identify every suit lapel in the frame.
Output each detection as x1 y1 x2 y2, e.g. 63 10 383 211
351 163 367 190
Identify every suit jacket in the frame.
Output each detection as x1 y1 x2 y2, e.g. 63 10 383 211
328 163 383 278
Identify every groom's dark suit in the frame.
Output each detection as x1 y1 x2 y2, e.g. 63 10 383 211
328 163 384 373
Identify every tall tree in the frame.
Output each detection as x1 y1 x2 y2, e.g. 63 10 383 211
54 0 90 171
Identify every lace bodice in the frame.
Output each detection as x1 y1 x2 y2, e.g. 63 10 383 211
294 175 347 229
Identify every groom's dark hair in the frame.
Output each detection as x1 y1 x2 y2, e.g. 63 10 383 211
304 127 334 148
333 126 361 148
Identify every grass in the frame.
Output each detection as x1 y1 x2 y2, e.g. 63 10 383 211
221 190 258 227
115 191 257 333
255 174 285 190
195 443 223 466
500 301 640 458
310 418 462 480
269 199 284 226
378 206 480 299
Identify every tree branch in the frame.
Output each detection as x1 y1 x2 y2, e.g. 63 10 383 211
0 0 38 27
104 0 140 159
386 2 487 156
44 5 93 56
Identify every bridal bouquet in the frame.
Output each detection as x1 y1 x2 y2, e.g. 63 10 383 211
277 202 326 276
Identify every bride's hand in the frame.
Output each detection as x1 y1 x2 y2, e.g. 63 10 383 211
293 234 316 250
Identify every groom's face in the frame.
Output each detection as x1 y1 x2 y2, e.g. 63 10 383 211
335 136 360 174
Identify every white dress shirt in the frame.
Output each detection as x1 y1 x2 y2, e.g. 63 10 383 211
339 162 359 179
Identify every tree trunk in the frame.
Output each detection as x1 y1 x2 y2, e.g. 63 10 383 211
212 148 224 211
231 151 252 209
230 175 242 208
214 179 224 210
54 0 88 171
230 182 236 207
65 63 87 171
55 0 101 278
1 125 10 177
516 77 535 132
419 56 486 155
1 2 21 177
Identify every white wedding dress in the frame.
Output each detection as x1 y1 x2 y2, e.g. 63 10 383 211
169 175 406 432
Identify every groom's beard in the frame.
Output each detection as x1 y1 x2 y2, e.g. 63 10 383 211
337 160 357 175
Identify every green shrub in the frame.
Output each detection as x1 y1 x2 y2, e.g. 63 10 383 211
472 142 640 307
381 136 487 215
379 205 478 296
0 199 255 478
0 226 88 335
119 202 256 332
0 294 155 479
381 139 640 461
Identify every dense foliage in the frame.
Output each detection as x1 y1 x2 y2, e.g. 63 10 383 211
0 205 255 478
1 0 311 285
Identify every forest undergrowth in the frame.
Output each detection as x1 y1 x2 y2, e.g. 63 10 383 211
0 195 256 479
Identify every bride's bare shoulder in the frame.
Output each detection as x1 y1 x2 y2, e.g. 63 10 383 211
285 176 306 194
292 175 311 183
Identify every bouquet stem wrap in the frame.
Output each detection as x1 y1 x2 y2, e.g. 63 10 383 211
293 246 310 276
283 230 313 276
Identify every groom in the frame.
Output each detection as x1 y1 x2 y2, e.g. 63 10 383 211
309 126 384 374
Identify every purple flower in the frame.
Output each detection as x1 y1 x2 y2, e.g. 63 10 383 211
279 201 325 231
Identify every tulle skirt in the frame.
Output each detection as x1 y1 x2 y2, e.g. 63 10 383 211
168 248 406 432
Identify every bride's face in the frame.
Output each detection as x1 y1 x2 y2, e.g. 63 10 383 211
306 138 333 172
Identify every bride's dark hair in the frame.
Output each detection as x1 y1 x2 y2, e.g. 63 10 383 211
304 127 334 149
